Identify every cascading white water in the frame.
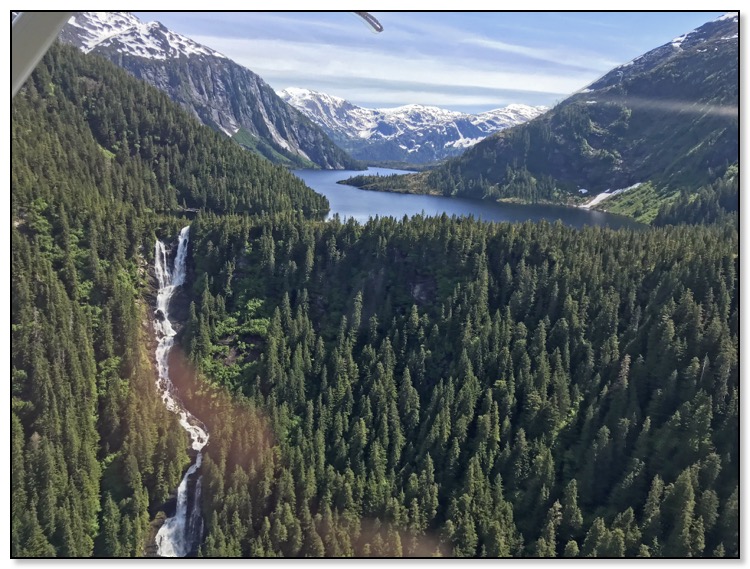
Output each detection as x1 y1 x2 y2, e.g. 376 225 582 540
153 226 209 557
187 473 204 545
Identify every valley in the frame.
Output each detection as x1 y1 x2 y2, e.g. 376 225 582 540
342 13 738 224
10 11 738 560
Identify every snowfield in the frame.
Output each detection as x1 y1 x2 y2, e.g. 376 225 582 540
579 183 642 210
67 12 226 60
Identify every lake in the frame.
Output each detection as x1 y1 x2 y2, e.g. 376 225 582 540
293 167 643 229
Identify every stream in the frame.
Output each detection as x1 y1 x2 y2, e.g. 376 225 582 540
153 226 209 557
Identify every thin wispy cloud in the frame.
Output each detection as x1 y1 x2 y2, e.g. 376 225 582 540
142 11 726 113
461 37 621 74
192 35 595 99
223 12 366 38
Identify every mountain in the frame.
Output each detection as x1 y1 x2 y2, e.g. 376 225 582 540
12 39 330 557
12 27 740 560
59 12 360 169
345 13 738 222
279 87 547 164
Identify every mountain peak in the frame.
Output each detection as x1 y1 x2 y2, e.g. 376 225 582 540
715 12 739 22
59 12 360 169
281 87 349 106
64 11 226 60
586 11 737 92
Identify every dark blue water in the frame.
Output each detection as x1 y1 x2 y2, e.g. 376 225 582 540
293 167 643 230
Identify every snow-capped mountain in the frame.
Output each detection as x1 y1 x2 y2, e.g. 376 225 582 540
62 12 225 60
279 87 548 164
59 12 359 169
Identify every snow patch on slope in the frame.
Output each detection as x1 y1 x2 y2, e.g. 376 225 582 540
590 14 737 91
671 33 689 49
715 12 738 22
580 183 642 210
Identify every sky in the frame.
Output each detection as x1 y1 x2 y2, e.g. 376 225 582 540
135 11 726 113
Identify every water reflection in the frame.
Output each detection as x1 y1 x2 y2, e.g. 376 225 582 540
294 168 643 230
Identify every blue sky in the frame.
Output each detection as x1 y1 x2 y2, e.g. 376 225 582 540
136 11 726 113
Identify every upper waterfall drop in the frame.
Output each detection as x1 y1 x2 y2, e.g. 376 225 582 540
152 226 210 557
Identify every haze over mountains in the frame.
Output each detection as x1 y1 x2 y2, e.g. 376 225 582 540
279 88 547 164
59 12 360 169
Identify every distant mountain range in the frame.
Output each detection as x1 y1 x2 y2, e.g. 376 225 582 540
345 13 738 222
59 12 360 169
279 87 547 164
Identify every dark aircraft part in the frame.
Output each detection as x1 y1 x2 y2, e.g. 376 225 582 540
354 11 383 33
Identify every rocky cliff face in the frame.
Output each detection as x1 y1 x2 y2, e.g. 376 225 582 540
60 12 360 169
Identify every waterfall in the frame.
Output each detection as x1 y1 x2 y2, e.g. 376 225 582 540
153 226 209 557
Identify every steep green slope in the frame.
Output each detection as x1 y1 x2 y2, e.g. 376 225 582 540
603 164 738 226
59 12 362 170
652 164 738 226
13 45 182 558
11 42 327 557
14 44 328 218
344 14 738 223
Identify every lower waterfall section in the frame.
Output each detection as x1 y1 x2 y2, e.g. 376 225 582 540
152 226 210 557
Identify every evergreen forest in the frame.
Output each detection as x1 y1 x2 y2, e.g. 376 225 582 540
11 42 738 558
